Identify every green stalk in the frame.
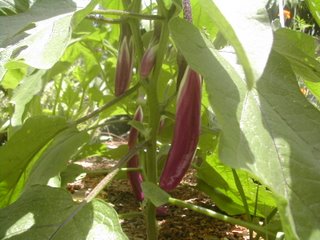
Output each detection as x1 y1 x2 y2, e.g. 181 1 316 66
76 86 87 118
120 167 142 172
86 15 122 24
128 0 144 66
144 15 170 240
232 169 251 220
74 83 140 125
53 74 63 115
255 207 278 240
156 0 167 17
119 211 143 219
92 9 164 21
252 185 260 240
168 197 276 239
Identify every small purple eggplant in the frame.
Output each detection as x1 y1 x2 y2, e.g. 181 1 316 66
140 44 158 78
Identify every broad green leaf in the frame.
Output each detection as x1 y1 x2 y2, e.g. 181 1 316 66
0 185 128 240
71 0 101 27
0 0 100 81
190 0 218 37
73 142 108 161
0 0 76 71
11 70 46 126
199 0 273 88
305 0 320 27
170 18 320 240
197 154 277 217
60 163 86 188
142 182 170 207
197 179 247 216
1 60 28 89
0 116 68 208
24 127 89 189
273 28 320 102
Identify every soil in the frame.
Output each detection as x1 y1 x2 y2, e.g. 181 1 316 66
68 141 254 240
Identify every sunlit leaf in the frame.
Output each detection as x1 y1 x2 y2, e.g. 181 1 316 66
273 28 320 102
0 116 68 207
305 0 320 27
0 185 128 240
199 0 273 88
170 17 320 240
11 70 46 126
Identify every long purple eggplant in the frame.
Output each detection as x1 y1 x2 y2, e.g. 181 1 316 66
159 67 201 191
127 106 144 201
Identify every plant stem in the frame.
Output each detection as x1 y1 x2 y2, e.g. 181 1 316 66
86 15 122 24
119 211 143 219
168 197 276 239
128 0 144 67
232 169 251 220
120 167 141 172
53 75 63 115
144 13 170 240
92 9 164 21
74 83 140 125
156 0 167 17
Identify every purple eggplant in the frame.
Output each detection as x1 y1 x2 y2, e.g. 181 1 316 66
159 67 201 191
127 106 144 201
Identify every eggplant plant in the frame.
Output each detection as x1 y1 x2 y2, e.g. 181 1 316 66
0 0 320 240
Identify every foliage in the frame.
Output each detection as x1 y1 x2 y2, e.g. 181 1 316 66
0 0 320 239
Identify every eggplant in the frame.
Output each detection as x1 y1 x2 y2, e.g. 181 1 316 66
127 106 144 201
159 67 201 191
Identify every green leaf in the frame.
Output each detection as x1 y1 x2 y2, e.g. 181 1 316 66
197 154 277 217
128 120 150 139
197 179 249 215
11 70 46 126
272 28 320 101
24 127 89 189
60 163 86 188
71 0 101 27
0 0 33 15
0 116 68 208
0 185 128 240
305 0 320 27
0 0 76 71
190 0 218 37
198 0 273 87
170 18 320 240
142 182 170 207
1 60 28 89
0 0 100 81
